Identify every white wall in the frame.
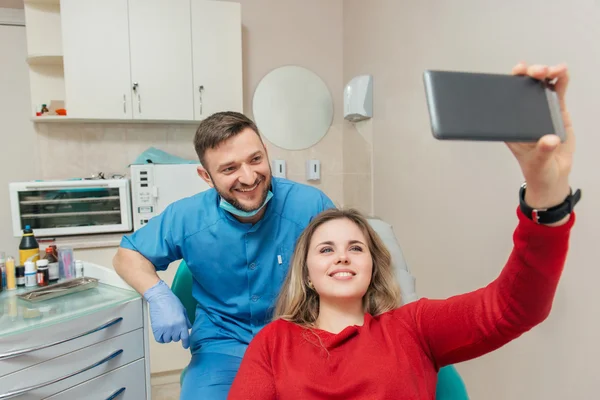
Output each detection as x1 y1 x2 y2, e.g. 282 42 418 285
344 0 599 399
0 23 41 258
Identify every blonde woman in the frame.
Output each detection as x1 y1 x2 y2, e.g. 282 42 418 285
227 62 579 399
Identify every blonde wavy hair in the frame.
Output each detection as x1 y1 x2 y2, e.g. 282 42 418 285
273 208 402 327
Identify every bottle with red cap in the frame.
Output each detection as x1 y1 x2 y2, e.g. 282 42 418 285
44 247 59 283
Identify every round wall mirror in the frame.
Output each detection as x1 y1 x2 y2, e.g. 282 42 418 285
252 65 334 150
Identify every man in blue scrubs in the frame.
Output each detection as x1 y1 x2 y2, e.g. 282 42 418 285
113 112 335 399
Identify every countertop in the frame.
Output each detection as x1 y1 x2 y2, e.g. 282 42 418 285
0 281 139 338
37 233 125 250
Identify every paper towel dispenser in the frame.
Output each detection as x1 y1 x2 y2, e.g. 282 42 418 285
344 74 373 122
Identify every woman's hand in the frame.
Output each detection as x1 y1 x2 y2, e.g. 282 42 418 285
506 62 575 219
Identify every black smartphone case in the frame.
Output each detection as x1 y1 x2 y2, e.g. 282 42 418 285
423 70 566 142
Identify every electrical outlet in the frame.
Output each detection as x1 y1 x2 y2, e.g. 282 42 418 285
272 159 286 178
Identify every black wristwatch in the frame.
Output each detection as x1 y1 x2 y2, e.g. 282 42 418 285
519 183 581 224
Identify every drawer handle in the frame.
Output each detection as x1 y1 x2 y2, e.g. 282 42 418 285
106 387 126 400
0 349 123 399
0 317 123 361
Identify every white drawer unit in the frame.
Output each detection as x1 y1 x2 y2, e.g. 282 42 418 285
0 298 143 377
0 329 144 399
0 262 151 400
45 359 147 400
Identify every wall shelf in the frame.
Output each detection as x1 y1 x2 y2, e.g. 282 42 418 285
30 116 201 125
24 0 64 116
24 0 60 5
27 54 63 65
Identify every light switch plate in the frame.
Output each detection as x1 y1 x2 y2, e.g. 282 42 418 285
272 159 286 178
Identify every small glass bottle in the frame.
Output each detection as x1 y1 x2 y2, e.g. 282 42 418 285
36 259 49 287
75 260 84 278
16 266 25 287
44 247 59 283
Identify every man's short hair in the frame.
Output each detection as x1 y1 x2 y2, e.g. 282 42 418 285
194 111 262 168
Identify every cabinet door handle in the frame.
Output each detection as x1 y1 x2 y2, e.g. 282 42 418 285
132 83 141 114
0 349 123 399
123 94 127 114
198 85 204 115
0 317 123 361
105 387 126 400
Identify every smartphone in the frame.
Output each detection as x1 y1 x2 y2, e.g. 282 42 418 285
422 70 566 142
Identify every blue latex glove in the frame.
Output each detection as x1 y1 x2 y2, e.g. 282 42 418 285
143 280 192 349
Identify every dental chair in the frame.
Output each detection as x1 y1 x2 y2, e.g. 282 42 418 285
171 217 469 399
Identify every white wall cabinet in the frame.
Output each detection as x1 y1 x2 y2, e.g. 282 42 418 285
61 0 133 120
128 0 195 121
191 0 243 120
27 0 242 124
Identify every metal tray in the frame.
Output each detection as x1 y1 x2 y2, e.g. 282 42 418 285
16 277 99 303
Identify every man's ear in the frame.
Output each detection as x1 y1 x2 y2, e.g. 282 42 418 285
197 166 214 188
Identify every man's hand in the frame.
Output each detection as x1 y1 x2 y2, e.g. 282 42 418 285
143 280 192 349
506 62 575 220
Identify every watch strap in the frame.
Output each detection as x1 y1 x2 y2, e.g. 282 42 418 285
519 183 581 224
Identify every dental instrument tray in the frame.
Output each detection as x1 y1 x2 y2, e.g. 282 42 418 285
17 277 99 303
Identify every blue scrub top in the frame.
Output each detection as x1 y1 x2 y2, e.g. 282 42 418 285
120 177 335 357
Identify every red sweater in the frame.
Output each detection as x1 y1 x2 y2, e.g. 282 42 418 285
228 209 575 400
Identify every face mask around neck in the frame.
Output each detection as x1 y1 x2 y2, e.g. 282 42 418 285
219 190 273 218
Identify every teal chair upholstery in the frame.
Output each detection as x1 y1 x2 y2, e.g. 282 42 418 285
171 261 195 387
172 260 197 326
171 217 469 399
